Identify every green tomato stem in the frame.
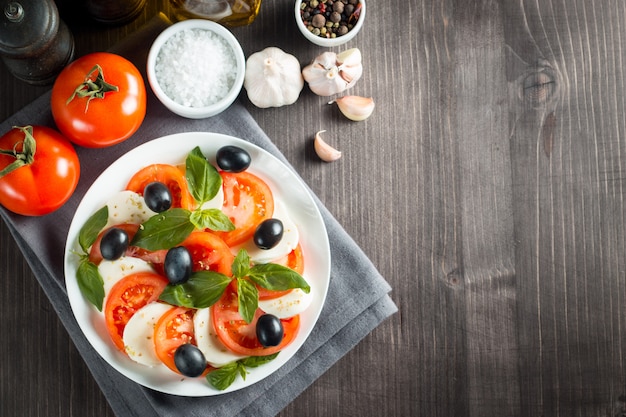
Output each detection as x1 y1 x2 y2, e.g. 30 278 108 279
67 64 119 112
0 125 36 178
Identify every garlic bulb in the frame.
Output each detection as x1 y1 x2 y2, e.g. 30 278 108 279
314 130 342 162
329 96 375 121
302 48 363 96
244 47 304 108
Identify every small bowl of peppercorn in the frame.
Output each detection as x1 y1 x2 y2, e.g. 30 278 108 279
295 0 365 47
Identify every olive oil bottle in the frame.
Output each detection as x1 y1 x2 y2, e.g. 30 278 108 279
168 0 262 27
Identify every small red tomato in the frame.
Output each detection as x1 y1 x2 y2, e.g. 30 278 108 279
0 125 80 216
51 52 147 148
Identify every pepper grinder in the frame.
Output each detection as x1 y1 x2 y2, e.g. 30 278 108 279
0 0 74 85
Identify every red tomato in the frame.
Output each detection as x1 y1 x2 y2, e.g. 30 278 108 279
181 231 234 276
126 164 194 210
51 52 146 148
0 125 80 216
216 171 274 247
257 244 305 300
212 286 300 356
104 272 168 351
153 306 205 375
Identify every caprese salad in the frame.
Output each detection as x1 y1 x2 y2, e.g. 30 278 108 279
72 145 312 390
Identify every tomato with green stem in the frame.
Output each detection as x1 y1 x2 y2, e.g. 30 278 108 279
51 52 146 148
0 125 80 216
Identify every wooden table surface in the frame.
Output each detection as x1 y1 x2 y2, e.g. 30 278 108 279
2 0 626 416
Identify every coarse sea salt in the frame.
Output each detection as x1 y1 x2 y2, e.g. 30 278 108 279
155 28 237 108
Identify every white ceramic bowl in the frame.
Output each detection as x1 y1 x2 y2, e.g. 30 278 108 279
147 19 245 119
294 0 366 47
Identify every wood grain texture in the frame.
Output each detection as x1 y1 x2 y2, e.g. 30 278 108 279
1 0 626 416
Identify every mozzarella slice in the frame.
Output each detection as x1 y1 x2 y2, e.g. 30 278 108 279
105 190 156 228
235 200 299 264
199 185 225 210
98 257 154 305
258 288 313 319
193 308 246 367
123 302 172 366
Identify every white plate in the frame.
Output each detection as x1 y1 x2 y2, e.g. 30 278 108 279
64 132 330 396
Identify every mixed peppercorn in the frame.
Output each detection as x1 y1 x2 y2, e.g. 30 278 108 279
299 0 362 39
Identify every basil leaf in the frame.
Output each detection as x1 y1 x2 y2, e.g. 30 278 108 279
237 277 258 324
207 362 239 391
248 263 311 293
131 208 195 251
208 354 279 390
78 205 108 253
159 271 231 308
240 353 279 368
189 208 235 232
237 363 248 380
186 146 222 204
231 249 250 279
76 258 105 311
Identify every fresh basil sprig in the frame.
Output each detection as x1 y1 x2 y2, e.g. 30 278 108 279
189 208 233 231
77 259 105 311
130 148 234 251
159 270 231 308
78 205 108 253
207 353 279 391
130 208 195 251
184 147 234 231
74 205 108 311
186 146 222 205
232 250 310 324
157 249 310 324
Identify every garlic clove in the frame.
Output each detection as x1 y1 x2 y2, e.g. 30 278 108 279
316 52 339 70
329 96 375 121
314 130 342 162
336 48 363 86
336 48 362 67
338 64 363 86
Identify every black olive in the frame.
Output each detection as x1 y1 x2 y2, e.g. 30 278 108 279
164 246 193 284
256 314 284 347
174 344 206 377
216 145 251 173
99 227 129 260
253 218 283 250
143 181 172 213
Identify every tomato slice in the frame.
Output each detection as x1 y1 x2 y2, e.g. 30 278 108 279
180 231 234 276
89 223 139 265
153 306 207 375
126 164 194 210
212 286 300 356
104 272 168 351
88 223 167 269
216 171 274 247
257 244 305 300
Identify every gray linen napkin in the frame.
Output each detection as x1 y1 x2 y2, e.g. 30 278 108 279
0 16 396 417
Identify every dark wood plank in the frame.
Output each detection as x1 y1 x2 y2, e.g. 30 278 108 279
504 1 626 415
